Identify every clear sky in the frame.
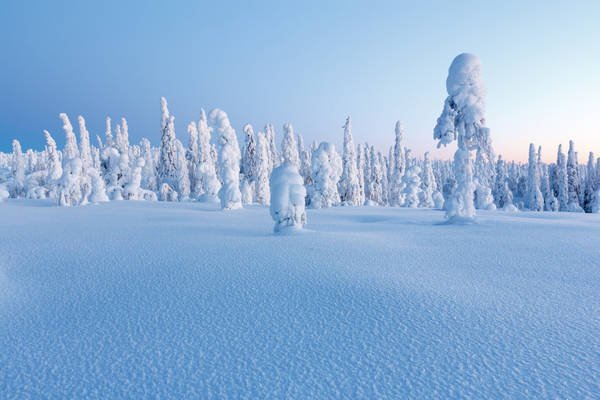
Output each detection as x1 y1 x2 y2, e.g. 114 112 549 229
1 0 598 162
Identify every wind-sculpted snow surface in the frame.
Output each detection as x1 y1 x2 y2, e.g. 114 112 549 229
0 201 599 398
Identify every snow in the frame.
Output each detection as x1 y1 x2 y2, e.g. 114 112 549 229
1 201 599 398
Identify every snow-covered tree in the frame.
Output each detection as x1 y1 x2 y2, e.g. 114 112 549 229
526 143 544 211
363 143 372 202
380 153 390 206
389 121 406 206
241 124 256 186
140 138 157 192
10 139 25 197
356 143 366 205
420 152 437 208
157 97 179 198
309 142 342 209
539 155 559 212
88 167 109 203
493 155 516 211
44 130 62 184
566 140 583 212
175 139 191 200
402 151 421 208
338 117 361 205
270 162 306 233
554 144 569 211
159 183 178 202
78 116 92 172
474 147 496 210
297 132 312 187
583 152 597 213
255 132 271 205
124 158 146 200
60 113 79 161
433 53 491 221
367 146 384 205
210 108 242 210
265 123 280 172
0 184 9 202
197 109 220 201
58 158 84 207
186 121 201 197
58 113 86 206
280 123 299 168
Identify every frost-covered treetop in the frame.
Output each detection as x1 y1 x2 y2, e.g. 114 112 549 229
434 53 489 151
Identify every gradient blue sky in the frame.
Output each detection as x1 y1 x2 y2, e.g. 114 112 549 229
1 0 598 161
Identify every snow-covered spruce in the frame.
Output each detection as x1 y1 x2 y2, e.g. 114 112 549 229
240 123 258 204
196 109 221 202
210 108 242 210
389 121 406 206
308 142 342 209
157 97 181 200
526 143 544 211
566 140 583 212
402 151 421 208
280 123 300 169
338 117 361 206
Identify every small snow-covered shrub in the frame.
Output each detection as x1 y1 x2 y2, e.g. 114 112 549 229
270 163 306 233
0 184 8 202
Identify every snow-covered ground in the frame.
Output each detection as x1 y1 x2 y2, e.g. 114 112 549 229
1 201 598 398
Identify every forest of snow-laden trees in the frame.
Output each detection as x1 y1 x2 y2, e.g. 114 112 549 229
1 96 599 215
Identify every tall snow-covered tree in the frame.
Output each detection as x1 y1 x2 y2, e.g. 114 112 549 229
157 97 179 198
210 108 242 210
473 147 496 210
583 152 597 213
10 139 25 197
197 109 220 201
280 123 300 169
115 119 131 188
78 116 92 172
255 132 271 205
538 147 558 211
389 121 406 206
402 151 421 208
44 130 62 184
527 143 544 211
297 132 312 187
380 153 390 206
309 142 342 209
566 140 583 211
58 158 84 207
140 138 157 191
433 53 491 221
175 139 191 200
265 123 280 172
420 152 437 208
60 113 79 161
367 146 384 206
338 116 361 205
186 121 201 197
493 155 516 210
555 144 569 211
241 124 258 185
58 113 86 206
356 143 366 205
